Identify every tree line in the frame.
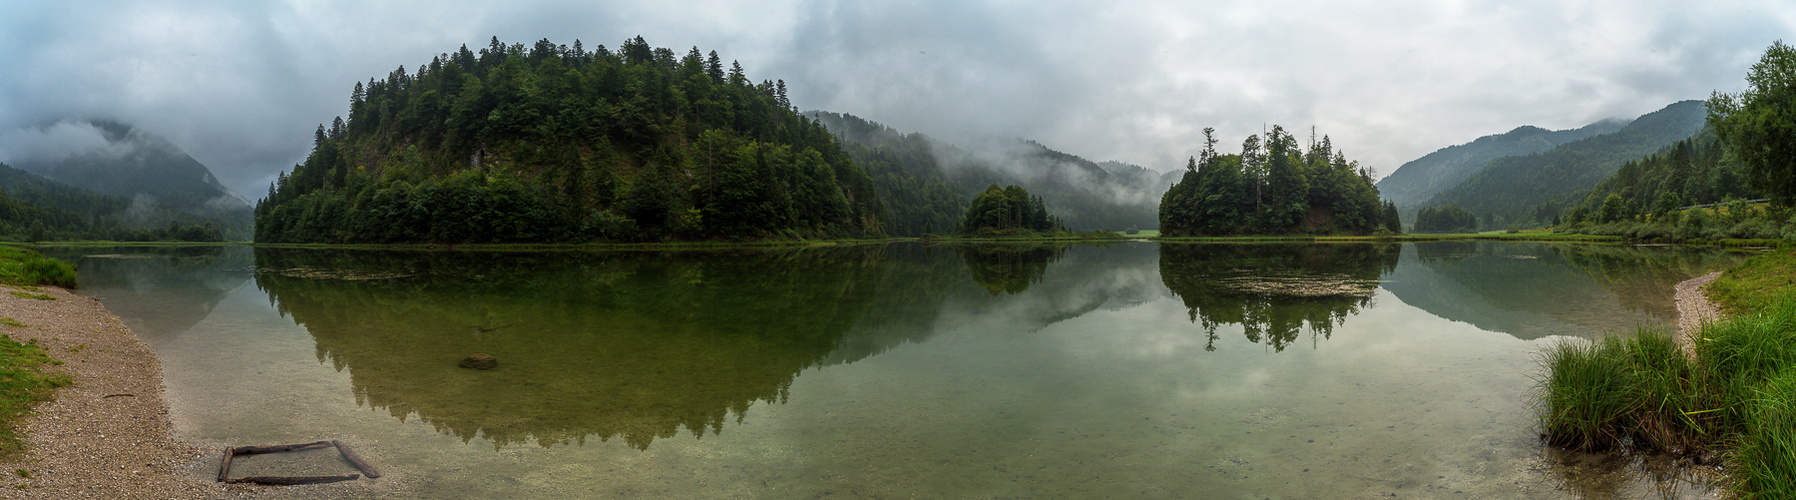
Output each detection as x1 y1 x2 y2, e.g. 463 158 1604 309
1159 126 1398 236
256 36 885 243
958 184 1065 236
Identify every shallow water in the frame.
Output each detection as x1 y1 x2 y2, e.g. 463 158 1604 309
52 242 1744 498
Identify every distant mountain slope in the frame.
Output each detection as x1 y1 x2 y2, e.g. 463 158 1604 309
1421 100 1708 226
810 111 1168 232
9 121 249 217
0 162 225 241
1376 120 1625 207
6 121 252 237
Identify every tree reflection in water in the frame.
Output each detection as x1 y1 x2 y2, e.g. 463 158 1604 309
253 247 889 450
1158 244 1399 351
955 244 1066 295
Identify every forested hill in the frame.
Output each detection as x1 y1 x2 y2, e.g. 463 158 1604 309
256 37 884 243
808 111 1167 233
1374 119 1626 207
1421 100 1707 227
7 121 253 238
1563 127 1754 224
0 162 226 241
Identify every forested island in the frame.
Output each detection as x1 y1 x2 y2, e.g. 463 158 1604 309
1158 127 1399 236
256 37 887 243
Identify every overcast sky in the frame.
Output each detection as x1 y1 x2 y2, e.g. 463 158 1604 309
1 0 1791 198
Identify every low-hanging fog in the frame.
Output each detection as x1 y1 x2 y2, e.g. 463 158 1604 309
1 0 1790 201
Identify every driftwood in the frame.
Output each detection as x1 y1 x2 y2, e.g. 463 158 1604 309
227 474 360 485
217 440 380 484
332 440 382 478
217 448 235 482
232 440 333 455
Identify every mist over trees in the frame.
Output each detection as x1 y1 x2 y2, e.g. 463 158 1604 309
256 36 885 243
808 112 1169 234
0 161 224 242
1159 126 1393 236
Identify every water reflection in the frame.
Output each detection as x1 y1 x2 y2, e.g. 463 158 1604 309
1158 243 1399 351
954 244 1065 295
1384 242 1743 340
46 245 253 340
252 247 888 450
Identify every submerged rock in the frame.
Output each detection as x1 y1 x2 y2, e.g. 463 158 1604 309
459 353 498 370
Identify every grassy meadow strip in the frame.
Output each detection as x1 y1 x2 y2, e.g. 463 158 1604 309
0 246 76 289
0 246 76 457
1539 248 1796 497
0 333 69 457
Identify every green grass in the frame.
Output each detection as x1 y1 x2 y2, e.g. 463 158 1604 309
5 292 52 301
0 335 69 457
1537 329 1699 452
1708 248 1796 313
1540 246 1796 497
0 246 75 289
0 319 21 328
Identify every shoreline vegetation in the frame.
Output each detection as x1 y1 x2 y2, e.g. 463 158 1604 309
0 247 77 456
12 226 1796 252
1539 247 1796 497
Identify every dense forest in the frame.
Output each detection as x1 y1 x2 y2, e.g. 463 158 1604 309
1421 100 1707 229
808 112 1171 234
256 36 886 243
958 184 1065 236
0 162 225 242
1561 129 1753 226
1158 126 1397 236
1411 204 1479 233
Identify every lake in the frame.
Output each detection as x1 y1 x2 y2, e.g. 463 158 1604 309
51 241 1744 498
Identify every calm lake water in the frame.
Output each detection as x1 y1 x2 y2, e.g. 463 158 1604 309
51 241 1745 498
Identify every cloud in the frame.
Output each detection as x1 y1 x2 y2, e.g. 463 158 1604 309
1 0 1791 199
0 121 133 165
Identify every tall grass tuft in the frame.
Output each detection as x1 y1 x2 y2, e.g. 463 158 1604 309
1734 367 1796 497
1539 335 1635 451
1624 329 1700 448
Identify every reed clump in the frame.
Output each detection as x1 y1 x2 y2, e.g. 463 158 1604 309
1538 296 1796 497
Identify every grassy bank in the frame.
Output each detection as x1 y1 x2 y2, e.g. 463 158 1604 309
1539 248 1796 497
0 246 76 457
0 246 76 289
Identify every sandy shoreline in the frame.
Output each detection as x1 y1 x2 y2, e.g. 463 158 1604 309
0 285 254 499
1674 271 1726 357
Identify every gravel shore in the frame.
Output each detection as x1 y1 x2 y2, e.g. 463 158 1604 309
1674 271 1726 357
0 285 254 499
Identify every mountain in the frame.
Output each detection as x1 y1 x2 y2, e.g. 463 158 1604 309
0 162 226 241
1375 120 1626 207
7 121 251 229
809 111 1169 232
1421 100 1708 227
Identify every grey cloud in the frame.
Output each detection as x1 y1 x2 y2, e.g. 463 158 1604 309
2 0 1792 201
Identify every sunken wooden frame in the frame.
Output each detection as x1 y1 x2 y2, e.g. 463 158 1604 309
216 440 382 485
